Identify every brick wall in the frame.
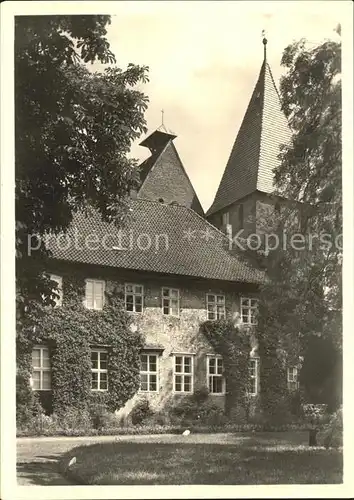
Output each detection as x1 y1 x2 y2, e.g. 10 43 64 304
138 141 204 215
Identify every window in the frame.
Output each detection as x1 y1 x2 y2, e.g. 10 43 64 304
173 355 193 393
91 349 108 391
140 354 158 392
222 212 230 226
238 204 244 228
50 274 63 306
207 356 225 394
85 279 105 310
31 346 51 390
287 367 299 391
125 283 143 313
241 297 258 325
162 288 179 316
206 294 226 320
248 358 258 395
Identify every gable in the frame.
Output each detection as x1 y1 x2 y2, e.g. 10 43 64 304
138 141 204 216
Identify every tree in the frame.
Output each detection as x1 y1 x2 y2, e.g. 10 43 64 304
15 16 149 310
252 31 342 414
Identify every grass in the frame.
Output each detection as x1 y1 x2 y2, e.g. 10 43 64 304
60 431 342 485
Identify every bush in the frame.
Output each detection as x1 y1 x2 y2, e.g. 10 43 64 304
166 391 226 426
130 398 154 426
57 407 92 432
318 407 343 448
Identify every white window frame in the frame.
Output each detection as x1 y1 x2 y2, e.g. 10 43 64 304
173 354 194 393
31 346 51 391
240 297 258 325
287 366 299 390
50 274 63 307
207 355 225 395
125 283 144 313
206 294 226 320
162 287 180 316
248 358 259 396
222 212 230 226
85 279 105 310
91 349 108 391
139 353 159 393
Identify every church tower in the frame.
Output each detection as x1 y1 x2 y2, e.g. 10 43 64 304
206 36 291 236
137 123 204 216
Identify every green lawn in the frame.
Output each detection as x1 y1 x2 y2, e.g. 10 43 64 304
61 432 342 485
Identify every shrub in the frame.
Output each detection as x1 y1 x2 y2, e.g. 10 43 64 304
167 391 226 426
54 407 92 432
318 406 343 448
130 398 154 426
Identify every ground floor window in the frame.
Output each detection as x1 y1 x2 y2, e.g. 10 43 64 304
248 358 259 395
173 355 193 393
207 356 225 394
140 353 158 392
31 346 51 390
287 366 299 390
91 349 108 391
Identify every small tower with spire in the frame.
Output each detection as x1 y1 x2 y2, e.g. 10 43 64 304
136 116 204 215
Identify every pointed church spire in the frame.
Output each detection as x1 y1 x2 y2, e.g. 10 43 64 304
206 40 292 217
262 30 268 61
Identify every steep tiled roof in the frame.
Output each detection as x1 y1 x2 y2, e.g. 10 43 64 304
137 128 204 216
48 199 264 284
206 61 292 216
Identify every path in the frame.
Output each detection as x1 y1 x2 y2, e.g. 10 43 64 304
17 435 119 485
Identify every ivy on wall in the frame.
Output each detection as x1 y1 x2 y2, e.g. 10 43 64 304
16 274 145 424
200 319 251 418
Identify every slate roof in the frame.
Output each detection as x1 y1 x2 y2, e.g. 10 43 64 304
206 61 292 216
48 199 264 285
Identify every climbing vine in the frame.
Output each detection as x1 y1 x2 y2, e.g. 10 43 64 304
16 272 145 425
200 319 251 418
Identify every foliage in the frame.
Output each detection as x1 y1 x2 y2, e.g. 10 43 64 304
318 406 343 448
200 320 251 416
15 15 149 312
244 31 342 416
165 390 226 427
130 398 154 426
16 271 145 424
300 335 342 411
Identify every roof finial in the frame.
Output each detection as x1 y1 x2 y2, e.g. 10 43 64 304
161 109 164 126
262 29 267 61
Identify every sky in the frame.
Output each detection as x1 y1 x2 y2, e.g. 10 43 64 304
92 1 342 211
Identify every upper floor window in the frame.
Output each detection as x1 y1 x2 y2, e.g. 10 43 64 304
140 353 158 392
206 294 226 320
91 349 108 391
31 346 51 390
248 358 258 395
240 297 258 325
207 356 225 394
162 287 179 316
85 279 105 310
222 212 230 226
173 355 193 393
50 274 63 307
238 204 244 228
125 284 143 313
287 367 299 391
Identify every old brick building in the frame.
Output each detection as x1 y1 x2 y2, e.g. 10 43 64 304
30 40 298 418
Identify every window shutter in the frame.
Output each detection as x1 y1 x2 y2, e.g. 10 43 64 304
85 280 94 308
94 281 104 310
